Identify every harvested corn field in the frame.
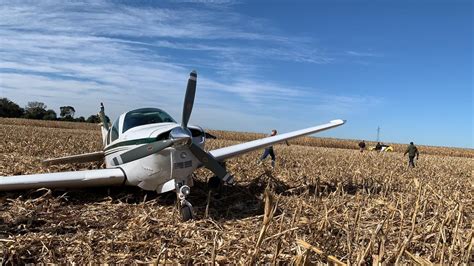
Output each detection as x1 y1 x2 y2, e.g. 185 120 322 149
0 118 473 264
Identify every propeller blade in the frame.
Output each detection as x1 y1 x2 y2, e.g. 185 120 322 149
111 139 174 166
189 143 234 184
181 70 197 128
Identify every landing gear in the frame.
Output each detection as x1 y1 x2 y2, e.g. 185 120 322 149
180 205 193 221
177 185 193 221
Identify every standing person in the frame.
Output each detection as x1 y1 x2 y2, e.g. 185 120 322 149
258 129 288 168
404 142 419 167
375 142 382 151
358 140 366 152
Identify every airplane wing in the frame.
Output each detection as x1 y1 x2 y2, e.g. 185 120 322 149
43 151 105 165
0 168 125 191
209 119 345 162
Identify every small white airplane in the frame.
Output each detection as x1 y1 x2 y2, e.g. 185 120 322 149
0 71 345 220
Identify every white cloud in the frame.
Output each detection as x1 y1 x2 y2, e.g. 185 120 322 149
0 0 380 130
346 50 382 57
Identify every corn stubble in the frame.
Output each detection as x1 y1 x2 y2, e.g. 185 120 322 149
0 118 473 264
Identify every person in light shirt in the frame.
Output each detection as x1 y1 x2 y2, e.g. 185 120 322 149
258 129 289 168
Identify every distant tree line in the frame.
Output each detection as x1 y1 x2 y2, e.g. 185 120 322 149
0 98 106 123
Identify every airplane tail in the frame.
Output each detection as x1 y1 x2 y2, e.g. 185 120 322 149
98 103 110 147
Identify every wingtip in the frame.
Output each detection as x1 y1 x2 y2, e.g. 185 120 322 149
330 119 346 125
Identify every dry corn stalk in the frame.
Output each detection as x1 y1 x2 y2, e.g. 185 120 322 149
296 239 346 265
0 118 472 264
249 186 276 264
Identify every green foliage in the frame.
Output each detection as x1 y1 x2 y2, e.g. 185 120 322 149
3 99 107 124
24 101 47 119
43 109 57 120
0 98 24 118
86 114 101 123
60 106 76 118
60 115 75 122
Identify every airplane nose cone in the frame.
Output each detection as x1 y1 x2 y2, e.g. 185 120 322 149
170 127 192 146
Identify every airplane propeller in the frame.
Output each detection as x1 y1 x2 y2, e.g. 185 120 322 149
111 71 233 186
181 71 196 129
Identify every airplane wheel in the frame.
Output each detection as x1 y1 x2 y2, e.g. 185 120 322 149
180 205 193 221
208 175 221 190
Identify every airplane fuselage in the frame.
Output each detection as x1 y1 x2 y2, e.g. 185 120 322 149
102 111 206 193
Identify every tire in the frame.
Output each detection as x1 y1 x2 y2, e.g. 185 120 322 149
180 205 193 221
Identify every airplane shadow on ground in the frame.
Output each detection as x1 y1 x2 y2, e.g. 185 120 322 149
0 176 270 221
0 169 382 222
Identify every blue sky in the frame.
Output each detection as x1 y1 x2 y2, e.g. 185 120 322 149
0 0 472 148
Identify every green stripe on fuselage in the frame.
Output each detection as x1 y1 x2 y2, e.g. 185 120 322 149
104 137 157 151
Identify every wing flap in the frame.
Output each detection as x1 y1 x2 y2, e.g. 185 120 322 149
210 119 345 161
43 151 105 166
0 168 125 191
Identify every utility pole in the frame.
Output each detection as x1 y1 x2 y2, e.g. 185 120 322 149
376 126 380 142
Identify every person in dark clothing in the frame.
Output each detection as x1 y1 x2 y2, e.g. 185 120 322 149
258 129 288 168
260 146 276 167
404 142 419 167
358 140 366 152
375 142 382 151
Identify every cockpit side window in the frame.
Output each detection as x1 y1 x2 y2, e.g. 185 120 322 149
111 118 120 142
122 108 176 133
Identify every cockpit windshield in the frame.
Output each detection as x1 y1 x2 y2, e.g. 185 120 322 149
122 108 176 133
